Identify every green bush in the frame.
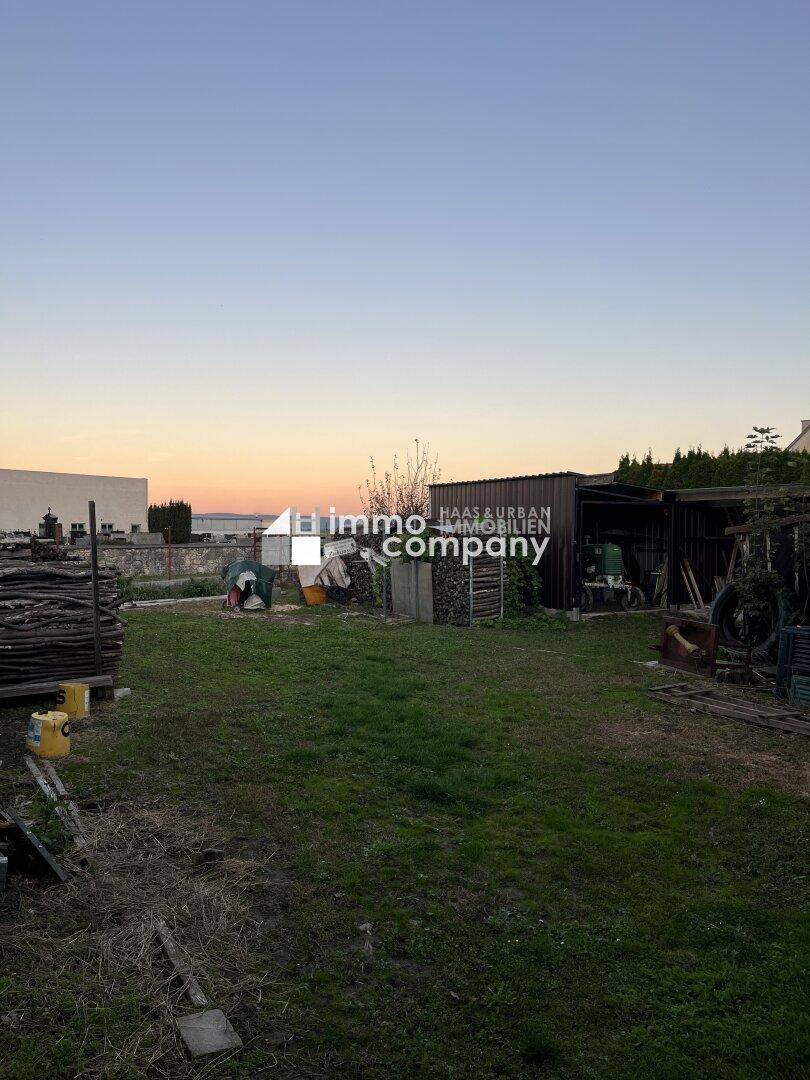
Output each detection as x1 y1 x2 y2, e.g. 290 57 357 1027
505 554 543 615
147 500 192 543
129 577 224 602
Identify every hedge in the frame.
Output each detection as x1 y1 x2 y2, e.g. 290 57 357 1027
147 500 192 543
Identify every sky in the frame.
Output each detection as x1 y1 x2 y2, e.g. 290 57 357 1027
1 1 808 512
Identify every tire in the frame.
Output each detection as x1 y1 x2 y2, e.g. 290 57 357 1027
579 585 594 614
626 586 645 610
617 589 630 610
709 582 789 662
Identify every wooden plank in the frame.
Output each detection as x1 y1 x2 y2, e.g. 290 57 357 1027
41 761 89 847
682 558 704 608
4 808 71 882
649 687 810 736
154 916 209 1007
0 674 112 701
680 566 698 607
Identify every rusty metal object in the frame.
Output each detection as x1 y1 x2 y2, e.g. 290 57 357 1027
657 615 719 676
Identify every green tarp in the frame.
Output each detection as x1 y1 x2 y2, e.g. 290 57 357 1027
220 560 276 606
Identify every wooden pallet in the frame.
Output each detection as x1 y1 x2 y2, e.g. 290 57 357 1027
0 674 113 702
649 681 810 737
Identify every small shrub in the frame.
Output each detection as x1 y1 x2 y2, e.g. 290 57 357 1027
505 554 543 615
130 577 224 602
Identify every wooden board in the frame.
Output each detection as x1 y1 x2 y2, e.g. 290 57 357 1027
0 674 112 701
649 682 810 737
154 916 209 1008
3 808 71 882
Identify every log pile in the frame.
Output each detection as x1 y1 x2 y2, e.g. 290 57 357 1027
0 562 124 687
344 551 375 606
432 554 471 625
432 552 505 625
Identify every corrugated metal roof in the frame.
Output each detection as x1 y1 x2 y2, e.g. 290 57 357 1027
429 470 580 489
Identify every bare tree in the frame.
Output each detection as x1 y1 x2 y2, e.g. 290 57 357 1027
359 439 441 520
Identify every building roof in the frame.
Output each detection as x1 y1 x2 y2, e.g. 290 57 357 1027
429 471 580 488
192 512 278 519
786 420 810 452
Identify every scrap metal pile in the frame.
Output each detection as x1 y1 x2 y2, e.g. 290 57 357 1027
0 561 124 687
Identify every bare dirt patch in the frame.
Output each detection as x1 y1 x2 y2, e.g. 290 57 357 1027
589 700 809 798
1 802 291 1077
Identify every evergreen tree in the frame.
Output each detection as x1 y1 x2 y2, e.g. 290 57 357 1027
147 500 192 543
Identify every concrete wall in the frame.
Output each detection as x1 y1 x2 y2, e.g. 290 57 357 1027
390 560 433 623
0 468 148 534
71 541 257 578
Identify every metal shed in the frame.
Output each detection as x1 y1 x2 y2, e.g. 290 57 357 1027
430 474 809 613
429 472 577 610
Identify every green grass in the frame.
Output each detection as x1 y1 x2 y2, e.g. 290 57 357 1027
1 610 807 1078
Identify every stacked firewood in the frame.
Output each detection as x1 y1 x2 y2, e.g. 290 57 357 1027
432 553 471 625
432 552 505 625
0 562 124 686
343 551 375 606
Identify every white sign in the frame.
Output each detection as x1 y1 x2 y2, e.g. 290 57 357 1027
323 537 357 558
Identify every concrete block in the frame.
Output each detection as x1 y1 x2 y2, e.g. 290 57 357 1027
0 854 7 892
176 1009 242 1058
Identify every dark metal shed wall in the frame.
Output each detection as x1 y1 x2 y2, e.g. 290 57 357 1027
674 503 739 605
429 474 577 610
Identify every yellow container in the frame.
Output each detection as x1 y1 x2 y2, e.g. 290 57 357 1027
56 681 90 719
26 711 71 759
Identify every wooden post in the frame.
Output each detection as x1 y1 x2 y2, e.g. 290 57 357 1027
468 555 474 628
499 554 504 619
88 500 103 676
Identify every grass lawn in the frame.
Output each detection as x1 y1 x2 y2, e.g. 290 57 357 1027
0 605 807 1078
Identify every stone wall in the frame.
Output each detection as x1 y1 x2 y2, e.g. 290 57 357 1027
71 542 258 578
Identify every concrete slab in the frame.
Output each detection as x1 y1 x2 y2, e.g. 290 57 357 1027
176 1009 242 1058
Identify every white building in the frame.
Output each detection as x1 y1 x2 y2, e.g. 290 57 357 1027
191 513 277 536
0 468 148 535
192 511 331 537
786 420 810 454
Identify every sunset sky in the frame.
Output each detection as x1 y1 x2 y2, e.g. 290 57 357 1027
2 2 808 513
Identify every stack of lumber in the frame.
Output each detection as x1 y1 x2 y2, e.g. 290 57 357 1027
469 553 504 621
0 562 124 687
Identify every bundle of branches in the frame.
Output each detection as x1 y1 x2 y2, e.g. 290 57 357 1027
0 562 124 686
0 536 81 564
